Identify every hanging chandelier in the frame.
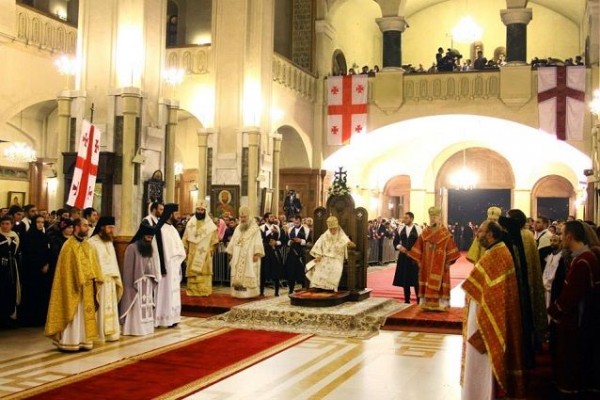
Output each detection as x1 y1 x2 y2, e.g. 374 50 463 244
452 16 483 44
3 142 37 163
450 149 477 190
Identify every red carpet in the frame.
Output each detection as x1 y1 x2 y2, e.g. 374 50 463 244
383 304 464 334
18 329 311 400
368 254 473 301
181 292 256 316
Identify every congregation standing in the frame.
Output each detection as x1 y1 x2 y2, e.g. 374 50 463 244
0 196 598 399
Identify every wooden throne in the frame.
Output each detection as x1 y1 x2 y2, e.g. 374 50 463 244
289 184 370 306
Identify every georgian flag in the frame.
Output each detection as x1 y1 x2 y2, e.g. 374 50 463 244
537 66 585 141
67 120 101 208
327 75 368 146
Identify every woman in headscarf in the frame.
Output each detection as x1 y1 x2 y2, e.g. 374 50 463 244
19 215 51 326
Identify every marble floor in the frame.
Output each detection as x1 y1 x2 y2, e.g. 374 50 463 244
0 283 466 399
0 319 462 400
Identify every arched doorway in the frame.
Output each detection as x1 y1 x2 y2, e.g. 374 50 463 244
382 175 411 219
278 124 320 218
436 147 514 249
531 175 575 220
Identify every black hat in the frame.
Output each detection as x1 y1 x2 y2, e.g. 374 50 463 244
92 216 115 236
139 224 156 237
164 203 178 214
129 223 156 244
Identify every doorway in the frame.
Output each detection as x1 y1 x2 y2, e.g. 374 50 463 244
447 188 511 250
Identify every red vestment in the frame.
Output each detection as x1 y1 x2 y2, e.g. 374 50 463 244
548 248 600 394
408 225 459 310
462 241 525 398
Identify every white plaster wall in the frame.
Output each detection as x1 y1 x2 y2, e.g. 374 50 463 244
271 83 315 169
329 0 383 71
402 0 580 67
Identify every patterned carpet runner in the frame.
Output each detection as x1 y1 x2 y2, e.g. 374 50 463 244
11 329 311 400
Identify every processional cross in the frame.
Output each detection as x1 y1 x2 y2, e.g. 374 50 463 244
334 166 347 184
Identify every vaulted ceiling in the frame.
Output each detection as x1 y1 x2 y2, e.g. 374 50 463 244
401 0 586 25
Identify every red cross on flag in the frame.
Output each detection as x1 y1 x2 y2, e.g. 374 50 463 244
327 75 368 146
67 120 101 209
537 66 585 141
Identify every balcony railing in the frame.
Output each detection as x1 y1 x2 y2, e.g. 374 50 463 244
165 45 211 75
272 54 317 102
15 4 77 54
403 70 501 101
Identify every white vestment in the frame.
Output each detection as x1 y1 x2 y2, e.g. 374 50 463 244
542 251 562 316
226 222 264 298
54 301 93 351
154 223 186 327
306 228 350 291
89 236 123 342
462 300 494 400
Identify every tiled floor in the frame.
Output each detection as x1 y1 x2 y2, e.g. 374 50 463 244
1 267 467 400
0 320 462 400
0 283 465 400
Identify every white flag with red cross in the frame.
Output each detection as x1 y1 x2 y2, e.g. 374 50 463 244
327 75 368 146
537 66 586 141
67 120 101 208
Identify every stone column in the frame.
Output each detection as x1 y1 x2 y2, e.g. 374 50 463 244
500 7 532 64
56 94 72 142
56 93 72 205
246 128 261 216
272 133 282 214
375 16 408 69
164 101 179 202
196 128 212 201
120 89 141 236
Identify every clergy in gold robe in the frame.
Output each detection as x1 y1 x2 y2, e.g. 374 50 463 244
88 216 123 342
461 221 525 399
182 200 218 296
520 225 548 341
306 216 355 291
45 218 104 351
466 206 501 264
226 206 264 298
408 207 460 311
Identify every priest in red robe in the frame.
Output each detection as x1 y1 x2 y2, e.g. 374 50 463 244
408 207 459 311
461 220 525 399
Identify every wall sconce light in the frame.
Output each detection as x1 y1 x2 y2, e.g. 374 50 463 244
174 162 183 176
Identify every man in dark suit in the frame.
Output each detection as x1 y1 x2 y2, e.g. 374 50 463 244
283 190 302 222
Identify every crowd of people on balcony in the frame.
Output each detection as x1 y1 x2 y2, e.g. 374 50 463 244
332 64 380 77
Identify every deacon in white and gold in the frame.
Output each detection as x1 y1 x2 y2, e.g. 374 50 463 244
88 216 123 342
182 200 219 296
226 206 264 298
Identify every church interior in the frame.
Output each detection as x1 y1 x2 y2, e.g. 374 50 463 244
0 0 596 398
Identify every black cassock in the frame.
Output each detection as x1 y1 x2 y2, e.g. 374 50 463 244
0 233 20 327
392 225 419 287
285 225 310 292
260 224 285 295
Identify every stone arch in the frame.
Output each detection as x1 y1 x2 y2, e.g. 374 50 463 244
435 147 515 191
277 125 311 169
277 124 317 216
531 175 576 219
382 175 411 219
